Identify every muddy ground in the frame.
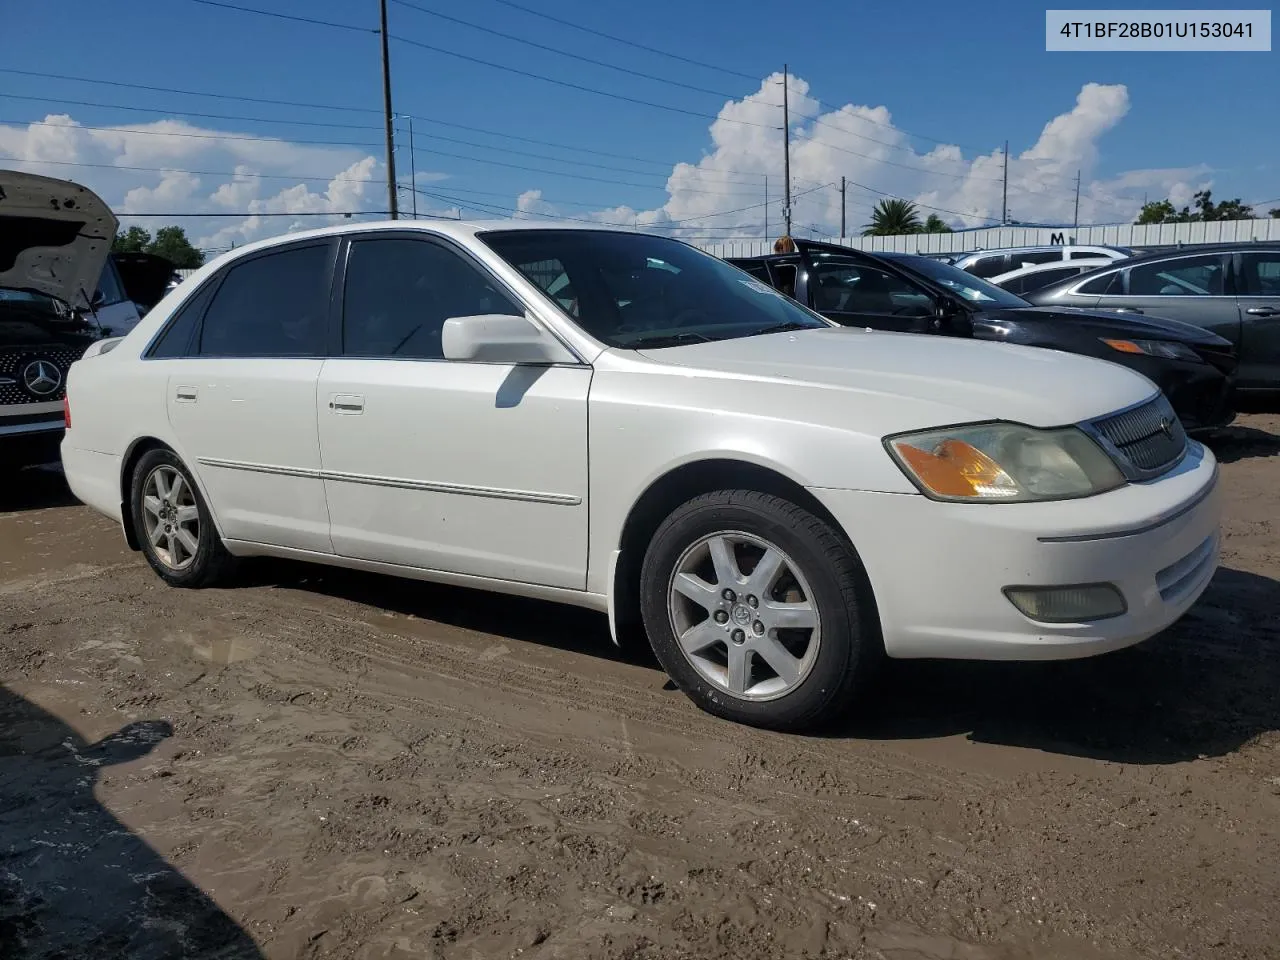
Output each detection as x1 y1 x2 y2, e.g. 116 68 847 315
2 415 1279 960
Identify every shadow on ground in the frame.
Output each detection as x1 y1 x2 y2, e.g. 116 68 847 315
0 686 263 960
843 566 1280 764
258 556 1278 767
0 465 78 514
1205 421 1280 463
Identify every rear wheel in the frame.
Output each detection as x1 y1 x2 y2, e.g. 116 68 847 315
640 490 879 731
130 449 235 588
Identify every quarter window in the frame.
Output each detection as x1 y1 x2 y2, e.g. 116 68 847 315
196 244 331 357
1128 254 1226 297
1078 270 1121 295
1010 251 1061 267
147 281 215 358
341 237 522 359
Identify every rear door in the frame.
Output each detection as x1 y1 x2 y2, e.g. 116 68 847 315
1095 252 1240 343
1234 249 1280 388
165 239 336 552
806 259 935 332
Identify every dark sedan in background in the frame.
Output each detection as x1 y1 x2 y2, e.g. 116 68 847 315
1025 242 1280 394
727 240 1237 432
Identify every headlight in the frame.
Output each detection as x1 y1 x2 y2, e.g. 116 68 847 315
886 422 1126 502
1101 338 1201 362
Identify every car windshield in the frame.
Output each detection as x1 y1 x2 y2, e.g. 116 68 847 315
899 256 1031 308
479 229 831 348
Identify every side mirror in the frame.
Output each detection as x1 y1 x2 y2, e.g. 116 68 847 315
441 313 573 364
935 299 974 338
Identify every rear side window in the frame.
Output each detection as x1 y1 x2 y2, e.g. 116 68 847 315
1069 250 1105 260
1078 270 1122 295
1128 254 1226 297
966 255 1008 278
341 237 522 359
197 243 331 358
737 262 773 283
1239 252 1280 296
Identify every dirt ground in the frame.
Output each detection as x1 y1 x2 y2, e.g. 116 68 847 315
2 415 1278 960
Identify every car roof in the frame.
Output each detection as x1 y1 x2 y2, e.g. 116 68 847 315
994 258 1114 277
200 218 668 267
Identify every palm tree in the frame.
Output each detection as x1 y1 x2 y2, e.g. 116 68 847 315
862 198 923 236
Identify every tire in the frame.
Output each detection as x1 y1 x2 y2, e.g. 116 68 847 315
640 490 880 732
129 448 236 588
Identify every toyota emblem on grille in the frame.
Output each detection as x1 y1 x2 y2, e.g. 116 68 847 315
22 360 62 397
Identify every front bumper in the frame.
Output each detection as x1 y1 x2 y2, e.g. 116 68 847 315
809 441 1221 660
1 418 64 470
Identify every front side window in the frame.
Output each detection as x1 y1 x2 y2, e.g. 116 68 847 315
96 259 127 306
342 237 522 359
1239 252 1280 296
811 261 932 316
197 243 331 358
480 230 829 348
1128 254 1226 297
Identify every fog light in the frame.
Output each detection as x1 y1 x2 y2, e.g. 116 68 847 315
1002 584 1126 623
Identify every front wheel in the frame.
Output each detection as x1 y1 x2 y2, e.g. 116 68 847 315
639 490 880 731
130 449 235 588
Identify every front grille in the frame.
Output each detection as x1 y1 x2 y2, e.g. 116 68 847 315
0 346 83 406
1089 393 1188 477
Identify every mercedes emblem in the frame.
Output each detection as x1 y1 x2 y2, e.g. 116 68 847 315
21 360 62 397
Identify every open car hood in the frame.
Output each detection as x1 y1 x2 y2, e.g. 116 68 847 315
111 252 176 308
0 171 117 309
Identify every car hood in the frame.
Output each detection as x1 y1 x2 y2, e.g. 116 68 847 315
637 326 1156 428
0 171 117 308
988 304 1230 345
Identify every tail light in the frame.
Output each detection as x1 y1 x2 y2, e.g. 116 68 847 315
63 394 71 429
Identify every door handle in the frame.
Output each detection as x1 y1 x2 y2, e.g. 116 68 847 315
1245 307 1279 317
328 393 365 414
175 386 198 402
1114 307 1144 314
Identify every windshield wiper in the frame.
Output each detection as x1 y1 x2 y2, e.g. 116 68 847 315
745 321 815 337
622 331 713 348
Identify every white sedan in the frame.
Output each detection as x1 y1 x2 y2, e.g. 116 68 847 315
62 221 1221 730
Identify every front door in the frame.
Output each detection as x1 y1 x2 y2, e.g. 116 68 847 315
165 240 336 553
1235 250 1280 389
316 233 590 589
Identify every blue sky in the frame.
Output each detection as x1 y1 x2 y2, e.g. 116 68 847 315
2 0 1276 250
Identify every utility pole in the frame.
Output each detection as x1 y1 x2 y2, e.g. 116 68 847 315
840 176 846 240
408 115 417 220
379 0 399 219
1001 139 1008 225
764 174 768 239
1073 169 1080 231
782 64 792 237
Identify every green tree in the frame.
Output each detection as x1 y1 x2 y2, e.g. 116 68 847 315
146 226 204 269
112 225 152 253
921 213 953 233
862 198 923 236
1270 208 1280 218
1135 190 1255 225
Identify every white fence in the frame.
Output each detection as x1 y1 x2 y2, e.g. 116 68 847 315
694 217 1280 259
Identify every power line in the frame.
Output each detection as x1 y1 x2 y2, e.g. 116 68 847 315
6 117 382 150
392 0 741 100
482 0 760 82
0 92 384 131
118 210 394 218
843 177 1000 223
187 0 376 33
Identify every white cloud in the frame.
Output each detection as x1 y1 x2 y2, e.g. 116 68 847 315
0 78 1230 253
